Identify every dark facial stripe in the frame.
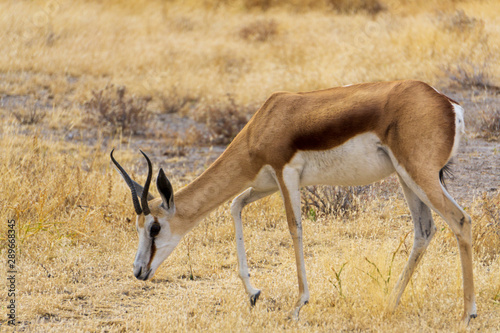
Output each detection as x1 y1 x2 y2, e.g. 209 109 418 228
147 240 156 270
146 217 159 269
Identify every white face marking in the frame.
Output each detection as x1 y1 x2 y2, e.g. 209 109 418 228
145 233 182 278
133 214 181 280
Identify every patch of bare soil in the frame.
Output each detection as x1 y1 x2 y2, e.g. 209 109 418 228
448 137 499 202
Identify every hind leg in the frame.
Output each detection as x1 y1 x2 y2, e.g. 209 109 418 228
428 186 476 324
386 175 437 313
395 167 476 324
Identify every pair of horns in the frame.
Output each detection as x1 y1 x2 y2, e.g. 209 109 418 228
110 149 152 216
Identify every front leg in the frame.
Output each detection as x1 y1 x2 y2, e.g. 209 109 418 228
230 188 275 306
277 167 310 320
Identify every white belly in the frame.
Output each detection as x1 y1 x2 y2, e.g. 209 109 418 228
249 132 395 191
295 132 394 186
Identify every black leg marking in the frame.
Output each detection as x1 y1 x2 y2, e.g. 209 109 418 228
250 290 261 307
418 217 424 237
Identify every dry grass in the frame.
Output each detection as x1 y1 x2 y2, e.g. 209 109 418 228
0 129 499 331
2 1 500 101
0 0 499 331
1 0 499 135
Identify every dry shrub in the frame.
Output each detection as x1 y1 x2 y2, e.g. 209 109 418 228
327 0 385 15
472 192 500 264
158 87 199 114
13 105 47 125
239 19 278 42
439 10 484 33
241 0 273 10
444 59 498 91
479 106 500 140
84 85 152 135
234 0 385 13
240 0 316 11
301 176 402 221
301 185 372 220
191 95 255 145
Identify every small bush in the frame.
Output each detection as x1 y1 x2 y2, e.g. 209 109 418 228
84 85 151 135
327 0 385 15
191 95 255 145
239 19 278 42
439 10 484 33
472 192 500 264
240 0 385 13
13 105 47 125
158 88 198 114
444 58 499 91
479 106 500 140
301 185 371 219
242 0 273 11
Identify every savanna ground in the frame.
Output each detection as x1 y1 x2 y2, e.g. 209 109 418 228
0 0 499 331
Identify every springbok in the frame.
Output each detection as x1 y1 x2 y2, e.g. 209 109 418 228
111 80 476 324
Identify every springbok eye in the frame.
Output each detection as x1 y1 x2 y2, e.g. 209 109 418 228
150 222 161 238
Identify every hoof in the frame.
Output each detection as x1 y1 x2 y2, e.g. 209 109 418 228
288 299 309 321
461 312 477 326
250 290 261 307
288 309 300 321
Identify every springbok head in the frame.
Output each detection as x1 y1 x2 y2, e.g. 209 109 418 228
110 149 182 280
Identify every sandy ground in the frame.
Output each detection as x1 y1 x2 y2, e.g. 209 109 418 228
449 137 499 202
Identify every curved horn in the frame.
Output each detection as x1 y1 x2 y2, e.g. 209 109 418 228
110 149 143 215
139 150 153 216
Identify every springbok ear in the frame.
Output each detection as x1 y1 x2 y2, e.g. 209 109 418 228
157 168 175 212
